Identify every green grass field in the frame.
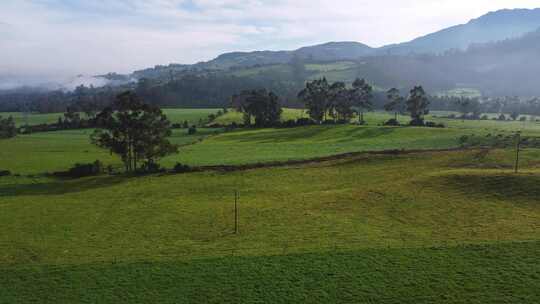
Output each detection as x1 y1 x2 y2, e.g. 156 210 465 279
2 108 219 127
1 108 540 303
1 149 539 303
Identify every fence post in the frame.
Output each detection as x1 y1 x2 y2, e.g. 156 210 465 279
234 190 239 234
514 132 521 174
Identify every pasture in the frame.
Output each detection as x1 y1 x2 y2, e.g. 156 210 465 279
1 149 539 303
4 108 219 127
1 108 539 303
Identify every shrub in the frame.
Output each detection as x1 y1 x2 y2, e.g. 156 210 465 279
480 115 489 120
519 116 527 122
322 120 337 125
498 114 507 121
0 170 11 177
140 162 162 173
424 121 445 128
383 119 400 126
296 118 315 126
282 120 297 128
188 125 197 135
409 118 425 126
173 163 191 173
60 160 103 178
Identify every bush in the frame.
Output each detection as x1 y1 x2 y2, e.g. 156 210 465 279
519 116 527 122
498 114 507 121
424 121 445 128
188 125 197 135
59 160 103 178
447 114 456 119
282 120 297 128
173 163 191 173
140 162 162 173
295 118 315 126
0 170 11 177
480 115 489 120
383 119 400 126
409 118 425 126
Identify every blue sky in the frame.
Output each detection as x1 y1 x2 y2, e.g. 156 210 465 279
1 0 539 81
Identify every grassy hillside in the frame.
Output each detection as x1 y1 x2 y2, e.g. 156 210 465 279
1 149 539 303
2 110 539 175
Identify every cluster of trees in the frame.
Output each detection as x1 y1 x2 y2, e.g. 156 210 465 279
296 78 431 126
297 78 373 124
0 116 17 139
231 89 283 127
92 91 178 172
383 86 431 125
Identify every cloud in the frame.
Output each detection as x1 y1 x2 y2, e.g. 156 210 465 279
0 0 539 80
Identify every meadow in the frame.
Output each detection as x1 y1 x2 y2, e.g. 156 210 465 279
1 108 539 303
2 109 538 174
1 149 539 303
3 108 219 127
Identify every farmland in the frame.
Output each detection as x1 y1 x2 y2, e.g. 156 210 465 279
1 108 540 303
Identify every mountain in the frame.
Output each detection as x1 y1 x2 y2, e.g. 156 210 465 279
4 8 540 99
381 8 540 55
133 42 375 78
132 8 540 81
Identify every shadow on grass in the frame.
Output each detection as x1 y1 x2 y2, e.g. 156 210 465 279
335 127 397 143
2 242 539 303
436 173 540 203
215 126 335 144
0 175 129 197
215 125 398 145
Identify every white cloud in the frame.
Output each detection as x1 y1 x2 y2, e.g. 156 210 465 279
0 0 539 80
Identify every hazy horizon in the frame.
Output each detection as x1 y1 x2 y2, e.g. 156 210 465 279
1 0 539 83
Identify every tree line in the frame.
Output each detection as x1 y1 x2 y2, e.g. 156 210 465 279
230 78 433 127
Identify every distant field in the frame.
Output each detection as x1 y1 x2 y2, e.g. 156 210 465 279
1 112 64 127
0 108 220 127
2 110 539 174
213 108 309 125
162 108 220 124
1 149 539 302
0 128 221 174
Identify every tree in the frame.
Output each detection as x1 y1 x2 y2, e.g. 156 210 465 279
454 97 481 119
329 82 354 121
232 89 283 127
384 88 404 121
298 78 330 123
0 116 17 139
64 106 81 128
92 91 178 172
406 86 430 126
351 78 373 124
510 111 520 121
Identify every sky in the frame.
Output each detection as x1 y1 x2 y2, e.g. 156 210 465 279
0 0 539 82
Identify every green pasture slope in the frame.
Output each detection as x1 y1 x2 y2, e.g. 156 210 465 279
1 109 540 302
1 149 540 303
2 110 539 174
